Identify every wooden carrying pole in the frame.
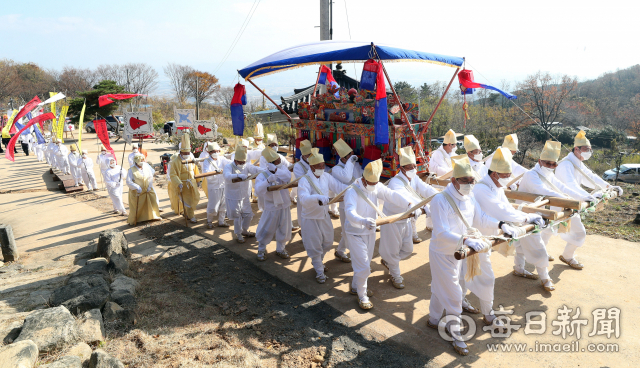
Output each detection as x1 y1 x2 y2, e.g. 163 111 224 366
182 158 207 164
194 171 222 179
454 224 537 260
267 175 303 192
246 78 293 122
311 64 324 97
503 190 583 210
231 172 261 183
375 194 437 226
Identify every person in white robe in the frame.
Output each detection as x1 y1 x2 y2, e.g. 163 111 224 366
427 156 503 356
247 124 266 206
68 145 83 186
344 159 411 310
127 143 140 168
554 132 622 268
55 140 70 174
428 129 457 176
48 139 59 169
104 158 127 215
484 134 528 189
379 147 438 289
97 145 116 187
34 135 45 162
223 144 263 243
463 135 488 180
79 150 98 191
254 147 293 261
293 139 313 230
298 148 348 284
202 142 232 228
330 139 365 263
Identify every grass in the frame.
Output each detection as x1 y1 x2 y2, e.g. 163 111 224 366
582 183 640 242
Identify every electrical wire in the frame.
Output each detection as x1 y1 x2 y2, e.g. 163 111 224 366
213 0 261 76
343 0 358 80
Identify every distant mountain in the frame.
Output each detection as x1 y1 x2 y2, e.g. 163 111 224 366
576 64 640 105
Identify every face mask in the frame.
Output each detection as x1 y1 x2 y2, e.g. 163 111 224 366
314 169 324 177
581 151 592 161
540 166 554 176
457 183 474 196
109 163 116 168
497 176 511 188
210 153 218 159
473 154 483 162
101 152 106 155
236 164 245 169
365 183 377 192
405 169 417 179
133 148 138 153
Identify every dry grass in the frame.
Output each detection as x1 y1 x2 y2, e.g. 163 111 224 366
583 183 640 242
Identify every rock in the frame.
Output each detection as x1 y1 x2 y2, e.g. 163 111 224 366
23 289 54 310
116 309 137 325
110 275 139 295
0 260 3 267
71 258 109 279
312 355 325 363
96 230 129 260
0 339 38 368
39 355 82 368
89 349 125 368
49 274 110 315
632 192 639 197
634 213 640 225
102 302 123 321
65 342 92 364
3 326 22 344
0 223 19 262
76 309 105 343
15 306 79 353
107 253 128 274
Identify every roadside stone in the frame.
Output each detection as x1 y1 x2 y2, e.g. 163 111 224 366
102 302 123 321
39 355 82 368
65 342 92 364
23 289 54 310
634 212 640 225
75 309 105 343
49 274 110 315
116 309 137 325
70 258 109 279
0 223 19 262
0 339 38 368
3 326 22 344
107 253 128 274
89 349 125 368
15 306 79 353
96 230 129 260
110 275 139 295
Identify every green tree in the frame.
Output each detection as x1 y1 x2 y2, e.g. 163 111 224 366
68 80 126 123
419 82 434 100
393 81 417 102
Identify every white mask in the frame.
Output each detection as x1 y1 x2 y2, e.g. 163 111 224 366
210 153 218 159
314 169 324 177
101 151 106 155
540 166 554 176
405 169 417 179
581 151 592 161
236 164 245 170
133 148 138 153
457 183 474 196
365 183 377 192
497 176 511 188
473 154 483 162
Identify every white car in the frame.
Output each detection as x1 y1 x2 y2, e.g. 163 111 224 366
602 164 640 183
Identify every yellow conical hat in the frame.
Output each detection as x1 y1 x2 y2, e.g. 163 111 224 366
363 159 383 182
262 146 280 163
443 129 457 145
308 148 324 165
463 135 480 152
503 134 518 151
399 146 416 166
100 144 106 151
266 133 277 146
299 139 312 155
180 134 191 152
69 145 76 151
540 140 561 162
207 142 221 151
574 130 590 147
254 123 264 138
234 145 248 161
452 156 474 178
333 138 353 158
489 147 513 174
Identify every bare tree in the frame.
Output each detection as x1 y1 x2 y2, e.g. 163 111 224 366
56 66 97 98
95 64 127 86
0 59 20 102
186 71 220 119
164 63 194 106
214 86 235 112
14 62 56 102
122 63 158 95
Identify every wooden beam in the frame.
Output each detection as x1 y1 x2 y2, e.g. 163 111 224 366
503 190 583 210
194 171 222 179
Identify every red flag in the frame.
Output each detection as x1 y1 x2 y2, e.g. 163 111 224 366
98 94 146 107
93 119 116 161
5 113 54 162
129 117 148 130
10 96 41 131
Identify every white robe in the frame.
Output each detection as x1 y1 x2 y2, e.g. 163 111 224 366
254 165 292 253
485 147 528 186
79 156 98 190
379 172 439 280
298 172 347 276
429 184 498 319
293 159 311 225
35 142 45 161
56 145 70 173
104 166 126 212
344 179 410 299
68 152 82 185
331 158 365 255
128 151 140 168
428 145 453 176
469 157 488 180
223 161 263 235
203 156 232 224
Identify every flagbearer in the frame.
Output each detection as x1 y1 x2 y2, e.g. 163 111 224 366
126 153 161 226
254 147 293 261
98 144 115 185
68 145 83 186
427 157 504 356
202 142 232 229
379 147 438 289
105 158 127 216
169 134 201 223
79 150 98 191
298 149 349 283
428 129 457 176
553 131 622 268
223 144 264 243
464 135 487 179
330 138 365 262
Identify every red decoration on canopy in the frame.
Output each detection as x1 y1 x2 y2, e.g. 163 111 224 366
5 113 54 162
98 94 146 107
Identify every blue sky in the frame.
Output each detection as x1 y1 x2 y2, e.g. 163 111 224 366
1 0 638 100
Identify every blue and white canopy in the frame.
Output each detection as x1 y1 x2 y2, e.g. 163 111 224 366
238 41 464 80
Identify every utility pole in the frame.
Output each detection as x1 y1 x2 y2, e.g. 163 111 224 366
195 76 199 120
320 0 333 70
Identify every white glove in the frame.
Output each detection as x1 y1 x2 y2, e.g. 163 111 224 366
583 195 596 202
593 191 604 199
526 214 545 227
136 187 142 194
364 218 376 230
316 195 330 205
509 184 518 191
237 174 248 180
464 238 487 252
267 163 277 172
612 186 623 196
178 183 183 190
413 209 422 220
349 155 358 163
422 205 431 217
501 223 518 237
267 175 277 184
147 186 153 193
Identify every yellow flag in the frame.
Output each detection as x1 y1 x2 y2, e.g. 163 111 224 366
49 92 57 116
78 103 86 150
2 110 19 138
56 106 69 142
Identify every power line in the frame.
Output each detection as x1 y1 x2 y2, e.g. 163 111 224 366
343 0 358 80
213 0 261 76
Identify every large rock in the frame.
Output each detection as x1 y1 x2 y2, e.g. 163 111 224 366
110 275 139 295
96 230 129 260
102 302 123 321
0 339 38 368
39 356 82 368
70 258 109 279
65 342 92 364
49 274 110 315
89 349 125 368
107 253 128 274
75 309 105 343
14 306 79 353
0 223 19 262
